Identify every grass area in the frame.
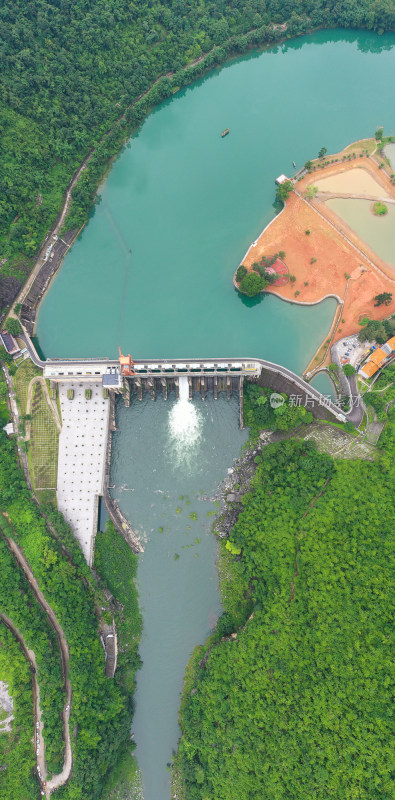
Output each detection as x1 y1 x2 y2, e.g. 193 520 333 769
342 137 377 157
14 361 59 490
35 489 57 506
29 381 58 489
14 360 41 416
318 418 359 436
358 412 368 433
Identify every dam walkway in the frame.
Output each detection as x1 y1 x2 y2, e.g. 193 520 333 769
22 335 348 423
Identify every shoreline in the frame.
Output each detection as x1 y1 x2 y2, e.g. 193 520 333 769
234 144 395 372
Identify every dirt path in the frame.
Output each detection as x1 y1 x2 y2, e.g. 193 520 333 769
25 376 62 440
1 520 73 796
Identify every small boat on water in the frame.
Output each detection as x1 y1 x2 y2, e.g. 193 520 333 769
292 160 296 168
221 128 230 137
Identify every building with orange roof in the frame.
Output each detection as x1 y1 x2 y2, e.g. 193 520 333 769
370 348 387 367
359 334 395 380
359 360 379 379
382 336 395 354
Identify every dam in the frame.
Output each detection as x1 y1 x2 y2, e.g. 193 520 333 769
18 330 347 566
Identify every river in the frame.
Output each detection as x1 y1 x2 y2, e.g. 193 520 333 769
36 28 395 800
111 393 248 799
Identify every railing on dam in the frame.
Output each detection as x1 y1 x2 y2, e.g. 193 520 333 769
21 333 345 423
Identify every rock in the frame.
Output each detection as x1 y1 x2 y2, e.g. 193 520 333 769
226 493 236 502
227 468 234 475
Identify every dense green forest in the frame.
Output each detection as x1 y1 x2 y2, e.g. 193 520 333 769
0 432 141 799
177 412 395 799
1 0 395 306
0 626 40 800
94 523 142 800
0 525 65 773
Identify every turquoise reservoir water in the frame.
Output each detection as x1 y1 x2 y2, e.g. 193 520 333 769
36 30 395 374
310 370 336 401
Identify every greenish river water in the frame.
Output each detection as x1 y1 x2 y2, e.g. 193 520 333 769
111 395 248 800
35 28 395 800
326 197 395 267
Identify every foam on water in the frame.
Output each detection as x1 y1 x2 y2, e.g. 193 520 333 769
168 380 202 468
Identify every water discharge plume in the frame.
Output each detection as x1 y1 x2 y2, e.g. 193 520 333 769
168 377 202 468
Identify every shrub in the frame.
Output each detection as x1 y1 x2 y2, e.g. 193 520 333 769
343 364 356 376
373 201 388 216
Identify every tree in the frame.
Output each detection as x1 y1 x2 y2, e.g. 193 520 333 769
318 147 327 158
328 363 338 372
375 127 384 141
343 364 356 376
304 185 318 200
5 318 22 337
359 319 387 344
235 265 247 283
0 346 13 366
239 273 266 297
304 160 313 170
374 292 392 306
276 180 293 203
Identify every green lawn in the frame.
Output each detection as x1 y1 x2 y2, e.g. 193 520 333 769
14 361 58 491
14 360 41 416
29 381 58 489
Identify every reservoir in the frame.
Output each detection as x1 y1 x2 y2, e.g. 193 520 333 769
34 28 395 800
36 29 395 373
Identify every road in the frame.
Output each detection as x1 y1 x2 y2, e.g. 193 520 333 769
20 331 346 422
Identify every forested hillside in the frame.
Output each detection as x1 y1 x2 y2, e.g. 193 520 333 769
1 0 395 306
0 432 141 799
177 418 395 799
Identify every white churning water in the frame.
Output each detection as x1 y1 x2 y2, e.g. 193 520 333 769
168 377 202 467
